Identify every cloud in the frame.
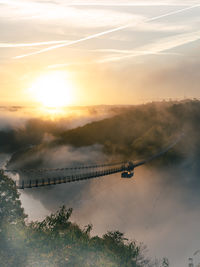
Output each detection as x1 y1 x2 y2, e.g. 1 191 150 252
13 24 132 59
13 3 199 59
0 0 139 26
60 0 200 6
0 40 71 48
49 30 200 66
0 0 198 7
97 30 200 62
51 1 195 7
47 62 96 69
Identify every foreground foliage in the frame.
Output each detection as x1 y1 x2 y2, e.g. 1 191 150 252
0 171 168 267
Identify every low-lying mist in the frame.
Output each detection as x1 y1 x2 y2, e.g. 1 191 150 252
1 100 200 266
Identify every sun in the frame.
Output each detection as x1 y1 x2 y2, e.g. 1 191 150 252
29 71 74 108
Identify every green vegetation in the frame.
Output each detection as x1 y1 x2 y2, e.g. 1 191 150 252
1 171 167 267
0 170 27 266
6 100 200 170
56 100 198 163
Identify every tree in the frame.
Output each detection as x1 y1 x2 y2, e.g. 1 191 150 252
0 170 26 226
0 171 154 267
0 170 27 267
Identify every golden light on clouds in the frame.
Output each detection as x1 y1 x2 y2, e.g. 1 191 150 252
28 71 75 108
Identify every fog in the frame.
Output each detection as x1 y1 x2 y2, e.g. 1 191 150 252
1 102 200 266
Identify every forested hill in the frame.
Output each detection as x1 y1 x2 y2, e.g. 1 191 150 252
6 100 200 170
55 100 199 161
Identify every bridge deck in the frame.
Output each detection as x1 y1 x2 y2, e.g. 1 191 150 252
16 166 126 189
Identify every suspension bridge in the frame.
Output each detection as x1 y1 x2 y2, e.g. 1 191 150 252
4 134 183 190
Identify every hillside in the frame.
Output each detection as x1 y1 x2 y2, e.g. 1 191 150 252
53 100 200 163
7 100 200 170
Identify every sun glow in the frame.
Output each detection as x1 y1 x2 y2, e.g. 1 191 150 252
29 71 74 108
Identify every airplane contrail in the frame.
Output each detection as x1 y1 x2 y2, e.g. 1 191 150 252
14 24 130 59
0 40 71 48
97 30 200 63
14 3 200 59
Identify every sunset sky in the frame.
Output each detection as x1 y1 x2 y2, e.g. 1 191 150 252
1 0 200 106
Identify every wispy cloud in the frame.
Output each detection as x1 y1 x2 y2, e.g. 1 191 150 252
60 2 192 7
47 62 95 69
98 30 200 63
0 0 196 7
13 3 200 59
0 40 70 48
47 31 199 67
46 50 182 69
60 0 200 6
14 24 131 59
0 0 138 25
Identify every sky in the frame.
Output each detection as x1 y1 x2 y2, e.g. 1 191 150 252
0 0 200 106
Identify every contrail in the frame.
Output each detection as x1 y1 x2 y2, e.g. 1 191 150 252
14 24 129 59
97 30 200 63
14 4 200 59
0 40 71 48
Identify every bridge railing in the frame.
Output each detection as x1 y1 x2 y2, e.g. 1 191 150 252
16 165 127 189
8 161 127 173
